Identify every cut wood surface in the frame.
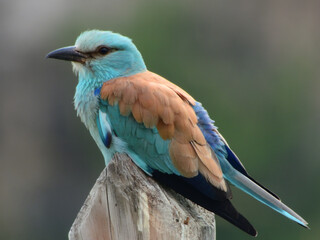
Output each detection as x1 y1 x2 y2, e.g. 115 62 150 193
69 153 216 240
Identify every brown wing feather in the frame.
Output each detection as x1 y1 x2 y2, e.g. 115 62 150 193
100 71 227 191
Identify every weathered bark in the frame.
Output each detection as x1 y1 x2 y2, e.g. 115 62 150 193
69 153 216 240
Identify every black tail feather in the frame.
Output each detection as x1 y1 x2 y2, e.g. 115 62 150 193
212 199 257 237
152 170 257 237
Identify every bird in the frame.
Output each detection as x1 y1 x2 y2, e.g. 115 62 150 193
47 30 308 236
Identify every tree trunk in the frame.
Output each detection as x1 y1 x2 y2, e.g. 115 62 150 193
68 153 216 240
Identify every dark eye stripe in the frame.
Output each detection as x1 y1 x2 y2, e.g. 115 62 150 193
83 46 118 58
98 46 110 55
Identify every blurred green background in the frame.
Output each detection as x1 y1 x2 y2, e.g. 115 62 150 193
1 0 319 239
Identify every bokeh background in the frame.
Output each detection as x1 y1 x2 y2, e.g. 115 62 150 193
1 0 319 239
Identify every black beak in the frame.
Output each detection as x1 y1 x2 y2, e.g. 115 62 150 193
46 46 87 63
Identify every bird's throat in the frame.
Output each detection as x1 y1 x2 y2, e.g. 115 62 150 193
74 78 100 130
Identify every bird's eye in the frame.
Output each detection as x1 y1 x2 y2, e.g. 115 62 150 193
98 46 111 55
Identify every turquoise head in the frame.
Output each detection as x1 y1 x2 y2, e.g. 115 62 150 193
47 30 147 84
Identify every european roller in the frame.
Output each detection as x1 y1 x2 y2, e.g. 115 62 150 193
47 30 308 236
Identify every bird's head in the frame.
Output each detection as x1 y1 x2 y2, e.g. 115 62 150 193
47 30 146 83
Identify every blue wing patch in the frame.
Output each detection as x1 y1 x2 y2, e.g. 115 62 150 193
193 102 227 160
194 101 280 200
193 101 248 173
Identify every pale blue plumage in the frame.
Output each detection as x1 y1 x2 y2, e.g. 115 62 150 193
47 30 308 235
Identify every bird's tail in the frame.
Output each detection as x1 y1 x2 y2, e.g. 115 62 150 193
224 166 308 228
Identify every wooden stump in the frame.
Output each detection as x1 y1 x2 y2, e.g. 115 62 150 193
69 153 216 240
